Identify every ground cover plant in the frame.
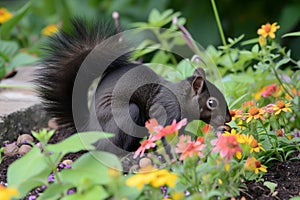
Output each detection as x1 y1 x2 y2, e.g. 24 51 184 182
0 1 300 200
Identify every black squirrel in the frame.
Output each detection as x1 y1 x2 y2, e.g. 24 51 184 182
36 19 231 156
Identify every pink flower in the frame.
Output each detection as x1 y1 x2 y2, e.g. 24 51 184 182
175 135 206 160
152 119 187 141
145 119 163 135
211 135 242 161
133 137 156 158
261 83 277 97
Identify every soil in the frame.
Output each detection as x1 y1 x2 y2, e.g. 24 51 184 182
0 126 299 200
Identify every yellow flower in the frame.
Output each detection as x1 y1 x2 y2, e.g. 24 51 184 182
246 107 265 123
126 165 178 189
222 128 240 136
0 8 13 24
0 185 19 200
272 101 292 115
244 157 267 174
218 179 223 185
257 22 280 38
171 192 185 200
237 134 265 153
42 24 59 36
258 36 266 46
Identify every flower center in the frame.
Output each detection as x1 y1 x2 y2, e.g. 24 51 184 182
276 100 285 108
264 24 271 33
251 140 258 148
249 107 259 116
0 10 4 15
229 110 236 117
255 161 261 168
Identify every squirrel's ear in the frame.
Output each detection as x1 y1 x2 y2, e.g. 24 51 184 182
192 76 204 94
192 68 206 94
193 68 206 79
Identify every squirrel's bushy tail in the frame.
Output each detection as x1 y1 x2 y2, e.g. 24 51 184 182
35 18 127 128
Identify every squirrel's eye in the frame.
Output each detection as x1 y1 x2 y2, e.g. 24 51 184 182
207 97 218 110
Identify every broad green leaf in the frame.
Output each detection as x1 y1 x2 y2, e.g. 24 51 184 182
7 52 39 72
47 132 113 155
37 183 73 200
263 181 277 193
149 9 161 25
7 147 51 198
151 50 170 64
0 2 31 39
60 151 118 185
282 31 300 38
61 185 109 200
290 197 300 200
275 57 290 70
176 59 194 79
0 40 18 59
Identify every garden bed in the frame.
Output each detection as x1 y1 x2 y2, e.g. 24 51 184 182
1 123 299 200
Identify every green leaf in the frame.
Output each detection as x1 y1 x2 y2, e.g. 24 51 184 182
282 31 300 38
38 183 73 200
60 151 120 185
0 2 31 39
263 181 277 193
289 197 300 200
149 9 161 25
7 52 39 72
0 40 18 60
275 57 290 70
176 59 194 79
7 147 51 198
61 185 109 200
47 132 113 155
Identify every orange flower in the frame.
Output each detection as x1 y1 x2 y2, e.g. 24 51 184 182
175 135 206 160
272 101 292 115
257 22 280 38
244 157 267 174
201 124 212 134
229 109 243 121
0 8 13 24
246 107 265 123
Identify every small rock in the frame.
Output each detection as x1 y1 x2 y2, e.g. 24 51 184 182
139 158 152 168
48 118 59 129
18 145 32 155
129 164 139 173
62 159 73 165
17 134 34 145
36 142 43 150
4 143 19 157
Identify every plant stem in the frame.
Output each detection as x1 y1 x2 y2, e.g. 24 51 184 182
211 0 227 46
270 65 294 99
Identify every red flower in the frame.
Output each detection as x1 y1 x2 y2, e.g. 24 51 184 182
261 83 277 97
175 135 206 160
211 135 242 161
133 137 156 158
152 119 187 141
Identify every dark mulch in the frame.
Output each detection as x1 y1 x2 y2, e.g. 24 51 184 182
1 127 299 200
